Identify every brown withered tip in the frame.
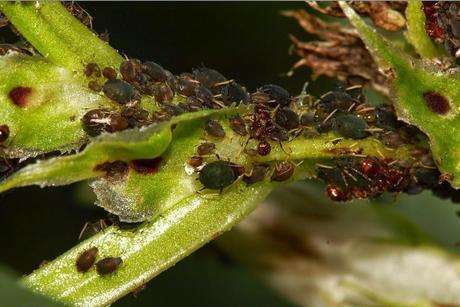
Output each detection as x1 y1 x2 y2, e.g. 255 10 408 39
9 86 32 107
423 91 451 115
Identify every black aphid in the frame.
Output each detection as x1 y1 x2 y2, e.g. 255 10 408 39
199 160 238 190
103 79 137 104
96 257 123 276
205 120 225 138
76 246 98 273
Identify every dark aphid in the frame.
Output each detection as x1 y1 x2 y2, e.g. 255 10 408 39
121 104 150 128
229 116 247 136
103 79 137 104
0 124 9 143
81 108 113 136
317 166 347 188
199 160 238 190
381 131 405 148
176 76 199 97
221 82 249 105
76 247 98 273
259 84 291 107
192 67 227 88
188 156 203 168
96 257 122 276
334 114 368 139
326 184 351 201
271 161 295 182
404 181 424 195
257 140 271 156
375 105 399 130
130 157 163 175
319 91 353 113
275 108 299 130
267 126 289 142
300 112 315 127
243 164 269 184
303 128 320 138
250 91 271 104
102 67 117 80
153 83 174 103
184 96 204 112
9 86 32 107
360 158 380 178
108 114 129 132
197 142 216 155
142 61 168 82
194 86 215 108
205 120 225 138
94 160 129 183
88 80 102 92
120 59 141 82
414 167 440 188
423 91 451 115
161 103 184 116
84 63 101 77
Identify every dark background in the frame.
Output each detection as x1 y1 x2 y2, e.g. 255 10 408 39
1 3 460 307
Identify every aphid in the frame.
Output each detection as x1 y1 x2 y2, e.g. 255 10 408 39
199 160 238 190
381 131 404 148
161 103 184 116
188 156 203 168
221 82 249 105
334 114 368 139
250 104 272 139
229 115 247 136
250 91 271 105
96 257 123 276
243 164 269 184
197 142 216 155
153 83 174 103
259 84 291 107
319 91 353 113
192 67 227 88
423 91 451 115
326 184 350 201
375 105 399 130
81 108 113 136
360 158 380 177
120 59 141 82
243 148 258 156
9 86 32 107
194 85 216 108
404 181 423 195
121 104 150 128
414 167 440 188
257 140 271 156
176 76 199 97
0 124 9 143
88 80 102 92
102 67 117 80
130 157 163 175
76 247 98 272
275 108 299 130
184 96 204 112
142 61 168 82
271 161 295 182
205 120 225 138
317 166 347 188
103 79 137 104
84 62 101 77
300 112 315 126
303 128 320 138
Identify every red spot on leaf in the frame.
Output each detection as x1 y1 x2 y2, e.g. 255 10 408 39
423 91 451 115
9 86 32 107
130 157 163 175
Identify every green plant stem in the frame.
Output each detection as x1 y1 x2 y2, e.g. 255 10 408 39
0 2 122 70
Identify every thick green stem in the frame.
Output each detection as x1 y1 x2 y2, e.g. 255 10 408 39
0 2 122 70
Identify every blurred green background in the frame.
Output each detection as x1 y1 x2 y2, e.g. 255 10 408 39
0 2 460 306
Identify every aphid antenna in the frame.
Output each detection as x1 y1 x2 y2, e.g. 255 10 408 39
322 108 338 124
365 128 384 132
213 80 234 87
345 84 363 92
320 91 333 99
349 166 371 181
212 99 226 109
347 102 356 113
356 106 375 113
387 160 398 166
342 168 358 182
329 137 344 145
213 94 223 98
376 149 385 160
78 222 90 241
316 163 334 169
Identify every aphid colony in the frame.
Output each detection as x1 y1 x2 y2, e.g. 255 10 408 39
75 246 122 276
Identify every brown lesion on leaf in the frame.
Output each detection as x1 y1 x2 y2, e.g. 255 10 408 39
283 9 390 96
94 160 129 183
129 157 163 175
